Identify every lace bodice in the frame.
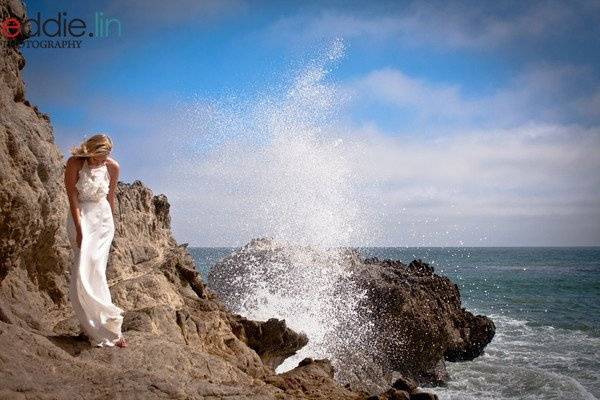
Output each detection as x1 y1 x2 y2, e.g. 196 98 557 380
76 159 110 202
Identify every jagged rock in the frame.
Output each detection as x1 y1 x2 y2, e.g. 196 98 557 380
0 0 71 330
264 358 367 399
210 238 495 392
409 391 439 400
384 388 411 400
228 316 309 369
367 386 438 400
349 254 495 385
392 376 418 393
443 313 497 362
0 1 374 398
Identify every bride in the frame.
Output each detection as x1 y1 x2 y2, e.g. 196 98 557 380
64 133 128 348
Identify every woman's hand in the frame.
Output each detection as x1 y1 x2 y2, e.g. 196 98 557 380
76 227 82 249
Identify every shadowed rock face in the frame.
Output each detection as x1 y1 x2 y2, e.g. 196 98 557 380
0 0 71 328
0 1 378 398
354 257 496 385
209 239 495 389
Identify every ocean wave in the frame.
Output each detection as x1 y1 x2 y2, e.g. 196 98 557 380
436 313 600 400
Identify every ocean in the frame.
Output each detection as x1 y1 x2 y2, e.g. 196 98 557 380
189 246 600 400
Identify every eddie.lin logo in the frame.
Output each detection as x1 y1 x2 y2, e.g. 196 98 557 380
0 11 122 49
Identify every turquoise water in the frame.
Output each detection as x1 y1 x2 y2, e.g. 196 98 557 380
357 247 600 337
190 246 600 399
189 247 234 279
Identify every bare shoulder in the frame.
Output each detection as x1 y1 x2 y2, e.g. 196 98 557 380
65 156 83 170
106 157 120 174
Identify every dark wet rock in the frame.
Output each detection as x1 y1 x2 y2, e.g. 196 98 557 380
384 388 412 400
349 254 495 385
392 375 418 392
409 391 440 400
228 315 309 369
264 357 365 399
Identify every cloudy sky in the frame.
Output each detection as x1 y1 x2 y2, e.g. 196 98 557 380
22 0 600 246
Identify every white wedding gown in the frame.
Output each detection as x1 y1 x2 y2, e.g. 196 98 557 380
66 158 125 347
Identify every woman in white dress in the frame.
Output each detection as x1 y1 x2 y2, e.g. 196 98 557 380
64 133 128 348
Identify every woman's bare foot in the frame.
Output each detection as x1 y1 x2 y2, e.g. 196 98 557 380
115 336 128 348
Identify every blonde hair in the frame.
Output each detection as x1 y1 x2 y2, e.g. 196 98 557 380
70 133 113 157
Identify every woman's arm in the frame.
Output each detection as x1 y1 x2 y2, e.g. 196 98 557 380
107 158 120 213
64 157 82 245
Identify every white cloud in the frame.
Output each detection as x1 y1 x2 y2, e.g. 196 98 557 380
349 122 600 215
348 62 600 129
151 113 600 246
350 68 479 120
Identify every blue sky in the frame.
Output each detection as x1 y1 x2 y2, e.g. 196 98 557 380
20 0 600 246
